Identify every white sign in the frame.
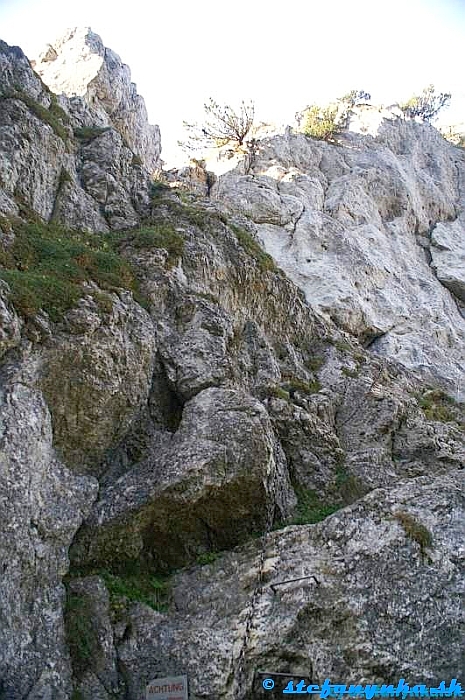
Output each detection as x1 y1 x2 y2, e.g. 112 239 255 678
146 675 188 700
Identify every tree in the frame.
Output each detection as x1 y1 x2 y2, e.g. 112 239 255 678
399 85 451 122
179 98 255 154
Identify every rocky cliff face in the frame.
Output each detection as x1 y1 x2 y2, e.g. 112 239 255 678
212 107 465 398
0 32 465 700
32 27 161 176
0 29 161 233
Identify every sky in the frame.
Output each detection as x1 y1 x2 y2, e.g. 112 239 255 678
1 0 464 166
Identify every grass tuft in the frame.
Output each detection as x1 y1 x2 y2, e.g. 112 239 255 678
230 224 277 273
0 219 187 321
64 590 98 679
0 87 69 139
99 568 170 613
282 378 321 395
418 388 465 428
394 511 433 556
73 126 110 141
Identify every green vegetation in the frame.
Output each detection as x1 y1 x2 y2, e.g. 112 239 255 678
131 153 143 167
0 219 185 322
99 569 170 613
298 103 342 141
339 89 371 107
305 355 324 372
283 377 321 395
332 339 354 353
440 126 465 147
394 511 433 556
417 388 465 428
230 224 277 273
334 464 367 503
342 366 360 378
58 168 72 188
48 93 71 125
283 487 341 526
259 377 322 403
196 551 221 566
119 224 184 268
66 562 171 616
73 126 110 141
0 87 69 140
274 457 367 531
150 179 171 200
0 220 132 321
64 590 98 679
399 85 451 122
259 385 291 401
158 196 228 230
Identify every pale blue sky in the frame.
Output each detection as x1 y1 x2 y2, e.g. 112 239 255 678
1 0 464 165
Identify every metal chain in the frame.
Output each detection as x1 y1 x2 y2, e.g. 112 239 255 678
232 443 281 699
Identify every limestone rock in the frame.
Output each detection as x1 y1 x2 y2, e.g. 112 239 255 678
51 179 110 232
66 576 119 699
0 280 22 359
213 110 465 397
0 90 67 221
430 217 465 304
3 30 465 700
40 292 157 475
70 387 295 572
118 470 465 699
0 356 98 699
33 27 161 174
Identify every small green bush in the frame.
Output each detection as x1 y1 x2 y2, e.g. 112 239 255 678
131 154 143 167
259 385 290 401
49 93 70 125
399 85 451 122
332 339 353 353
306 355 324 372
334 465 367 503
342 366 359 378
196 552 220 566
299 103 341 141
71 690 84 700
119 225 184 268
58 168 72 188
150 180 171 202
339 89 371 107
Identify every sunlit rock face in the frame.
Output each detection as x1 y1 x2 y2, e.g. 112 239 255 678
214 108 465 397
0 33 160 230
33 27 161 174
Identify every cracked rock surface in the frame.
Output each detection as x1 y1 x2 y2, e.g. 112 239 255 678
213 109 465 396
